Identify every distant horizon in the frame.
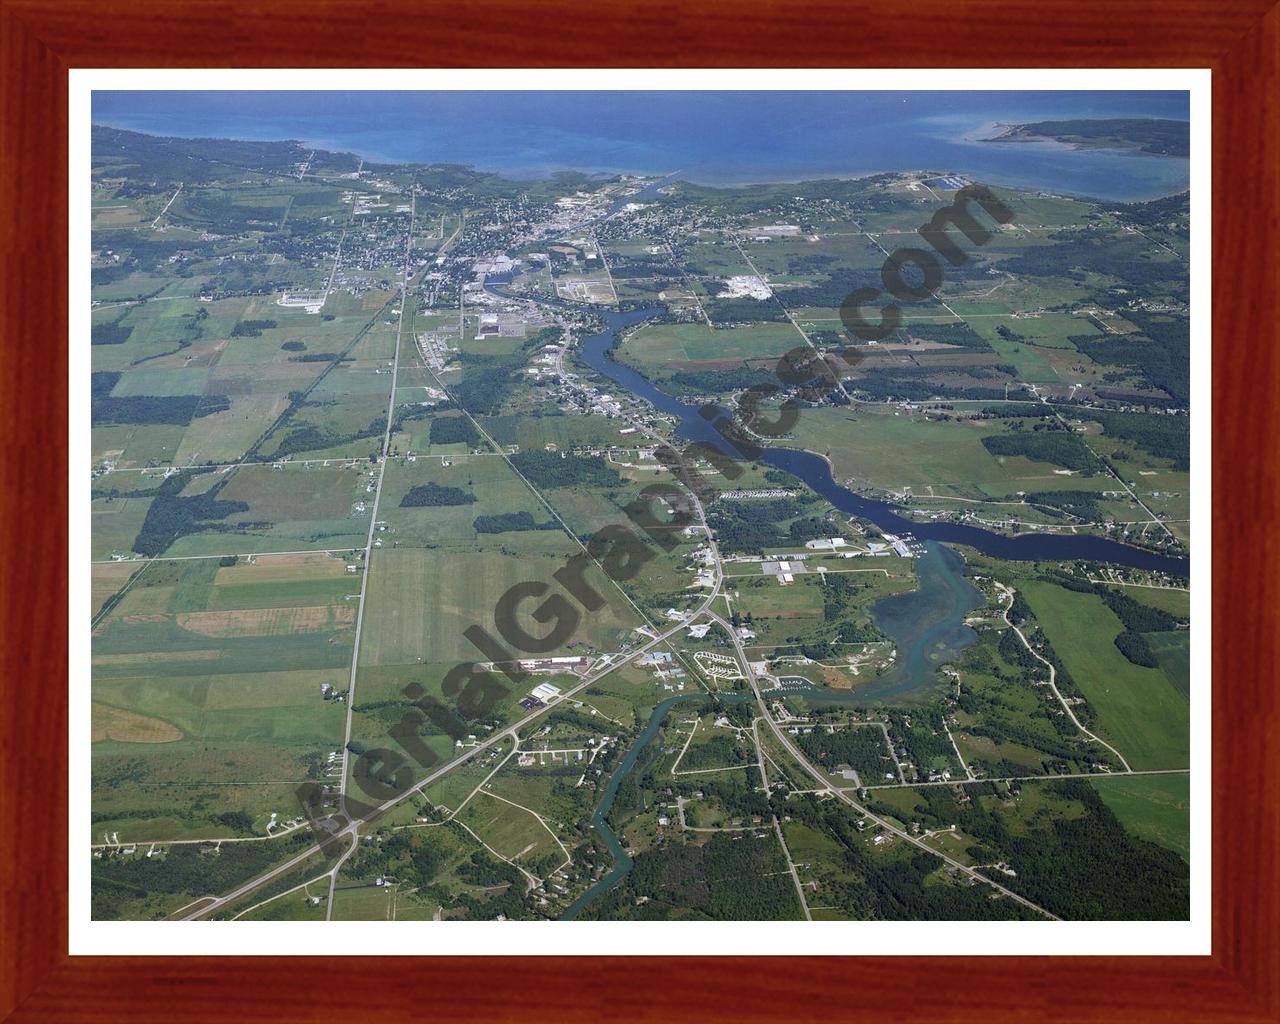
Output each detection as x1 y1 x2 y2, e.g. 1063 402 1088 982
90 91 1191 200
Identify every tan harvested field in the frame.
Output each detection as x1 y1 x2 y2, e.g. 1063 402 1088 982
176 605 355 638
115 584 176 616
213 552 350 585
93 649 223 667
92 703 183 744
91 562 138 617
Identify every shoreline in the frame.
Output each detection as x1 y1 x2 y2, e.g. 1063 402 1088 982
91 121 1189 202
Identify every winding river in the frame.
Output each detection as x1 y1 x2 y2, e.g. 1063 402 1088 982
501 183 1188 920
568 304 1190 576
559 691 751 920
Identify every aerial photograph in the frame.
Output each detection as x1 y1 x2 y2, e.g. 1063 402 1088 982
88 89 1194 924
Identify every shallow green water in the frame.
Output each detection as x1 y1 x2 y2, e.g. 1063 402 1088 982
854 542 983 702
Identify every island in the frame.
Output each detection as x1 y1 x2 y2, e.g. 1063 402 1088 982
984 118 1190 157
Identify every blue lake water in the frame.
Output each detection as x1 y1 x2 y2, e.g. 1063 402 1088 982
92 90 1189 200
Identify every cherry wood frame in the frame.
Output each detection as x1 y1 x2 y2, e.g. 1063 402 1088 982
2 1 1276 1019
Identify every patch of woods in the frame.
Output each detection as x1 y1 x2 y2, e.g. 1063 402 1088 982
230 319 278 337
344 825 530 921
1024 490 1104 521
999 229 1188 307
449 327 565 416
706 494 825 555
978 402 1189 469
861 779 1189 918
665 365 780 398
1115 191 1189 229
593 831 801 922
885 707 961 780
428 415 480 446
701 295 790 325
91 832 312 921
92 319 134 345
1071 314 1189 407
268 415 385 461
509 451 622 489
399 482 476 507
796 725 891 778
130 471 252 556
848 366 1008 402
981 425 1102 472
91 369 231 427
901 321 993 352
92 125 330 186
473 511 558 534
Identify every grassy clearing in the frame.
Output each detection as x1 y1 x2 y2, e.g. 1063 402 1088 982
620 321 801 367
789 406 1030 496
358 546 638 666
1146 631 1191 699
1089 773 1190 862
456 792 560 868
1019 580 1189 770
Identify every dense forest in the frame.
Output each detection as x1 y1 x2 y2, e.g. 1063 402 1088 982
1071 319 1190 406
509 451 623 489
92 393 230 427
91 319 134 345
796 725 893 778
399 483 477 507
230 318 278 337
981 430 1101 472
429 415 480 446
473 511 558 534
706 495 822 554
130 471 251 556
591 831 802 921
864 778 1188 917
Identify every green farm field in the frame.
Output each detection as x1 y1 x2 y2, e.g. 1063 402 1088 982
356 545 640 667
1090 773 1191 862
620 320 803 367
1018 579 1189 770
90 554 357 838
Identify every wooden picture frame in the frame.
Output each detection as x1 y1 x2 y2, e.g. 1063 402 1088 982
3 0 1275 1019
